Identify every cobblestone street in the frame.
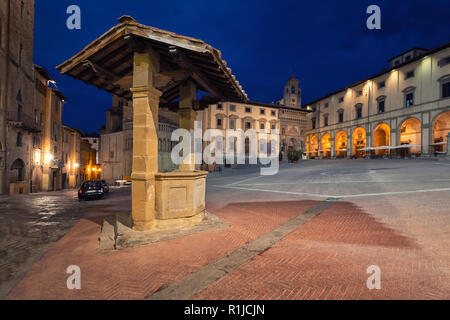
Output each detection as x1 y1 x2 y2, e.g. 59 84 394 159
3 159 450 299
0 187 131 298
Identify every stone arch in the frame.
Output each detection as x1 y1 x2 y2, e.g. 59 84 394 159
399 118 421 155
10 158 25 183
352 127 367 158
335 130 347 158
432 110 450 155
320 133 331 158
373 123 391 155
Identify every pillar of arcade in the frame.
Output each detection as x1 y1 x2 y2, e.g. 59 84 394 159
447 132 450 157
130 49 162 231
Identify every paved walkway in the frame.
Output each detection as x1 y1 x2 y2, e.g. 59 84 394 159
5 160 450 299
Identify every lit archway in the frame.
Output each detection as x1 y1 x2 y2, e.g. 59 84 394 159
432 111 450 155
309 135 319 158
321 133 331 158
373 123 391 156
352 127 366 158
335 131 347 158
399 118 421 156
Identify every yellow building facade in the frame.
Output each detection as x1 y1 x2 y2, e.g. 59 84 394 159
305 44 450 159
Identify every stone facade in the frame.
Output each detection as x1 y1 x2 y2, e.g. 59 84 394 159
305 44 450 159
99 95 179 184
0 0 35 194
61 126 82 188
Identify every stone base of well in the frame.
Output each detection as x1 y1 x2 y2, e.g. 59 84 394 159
99 210 228 250
154 170 208 222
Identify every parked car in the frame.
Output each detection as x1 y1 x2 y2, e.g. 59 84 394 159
100 180 109 193
78 180 106 201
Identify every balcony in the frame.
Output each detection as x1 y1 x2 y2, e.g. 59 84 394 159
7 112 41 133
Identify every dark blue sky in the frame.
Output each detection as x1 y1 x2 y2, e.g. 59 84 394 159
34 0 450 133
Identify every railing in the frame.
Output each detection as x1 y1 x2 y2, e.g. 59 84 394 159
6 111 41 132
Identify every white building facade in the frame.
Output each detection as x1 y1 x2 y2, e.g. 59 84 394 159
305 43 450 159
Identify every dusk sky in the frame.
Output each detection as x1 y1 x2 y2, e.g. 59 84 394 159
34 0 450 134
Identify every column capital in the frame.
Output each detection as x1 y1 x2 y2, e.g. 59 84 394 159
130 86 162 99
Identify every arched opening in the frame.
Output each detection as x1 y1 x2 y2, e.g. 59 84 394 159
309 136 319 159
10 158 25 183
352 127 366 158
373 123 391 156
399 118 422 156
432 111 450 155
335 131 347 158
321 133 331 158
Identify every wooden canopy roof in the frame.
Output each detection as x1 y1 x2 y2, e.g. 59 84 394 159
56 16 248 104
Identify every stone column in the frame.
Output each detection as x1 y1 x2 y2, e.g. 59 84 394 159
422 124 430 156
347 135 352 158
330 136 335 158
178 80 197 171
447 132 450 156
130 50 162 231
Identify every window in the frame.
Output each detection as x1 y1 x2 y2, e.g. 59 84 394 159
338 97 344 103
245 122 251 129
324 115 328 127
260 123 265 130
54 146 57 155
217 118 222 127
338 110 344 123
405 70 415 79
229 119 235 129
110 151 114 158
442 81 450 98
55 99 59 113
405 93 414 107
378 100 385 113
19 43 23 66
260 109 265 115
282 128 286 135
324 103 329 108
438 56 450 67
53 122 60 141
355 104 363 119
312 118 316 130
357 90 363 97
291 86 296 94
271 124 275 130
245 107 251 113
378 81 385 89
271 110 276 116
16 133 23 147
405 55 411 62
230 104 236 112
217 104 223 110
17 104 22 121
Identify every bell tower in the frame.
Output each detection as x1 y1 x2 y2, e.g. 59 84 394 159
283 75 302 108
